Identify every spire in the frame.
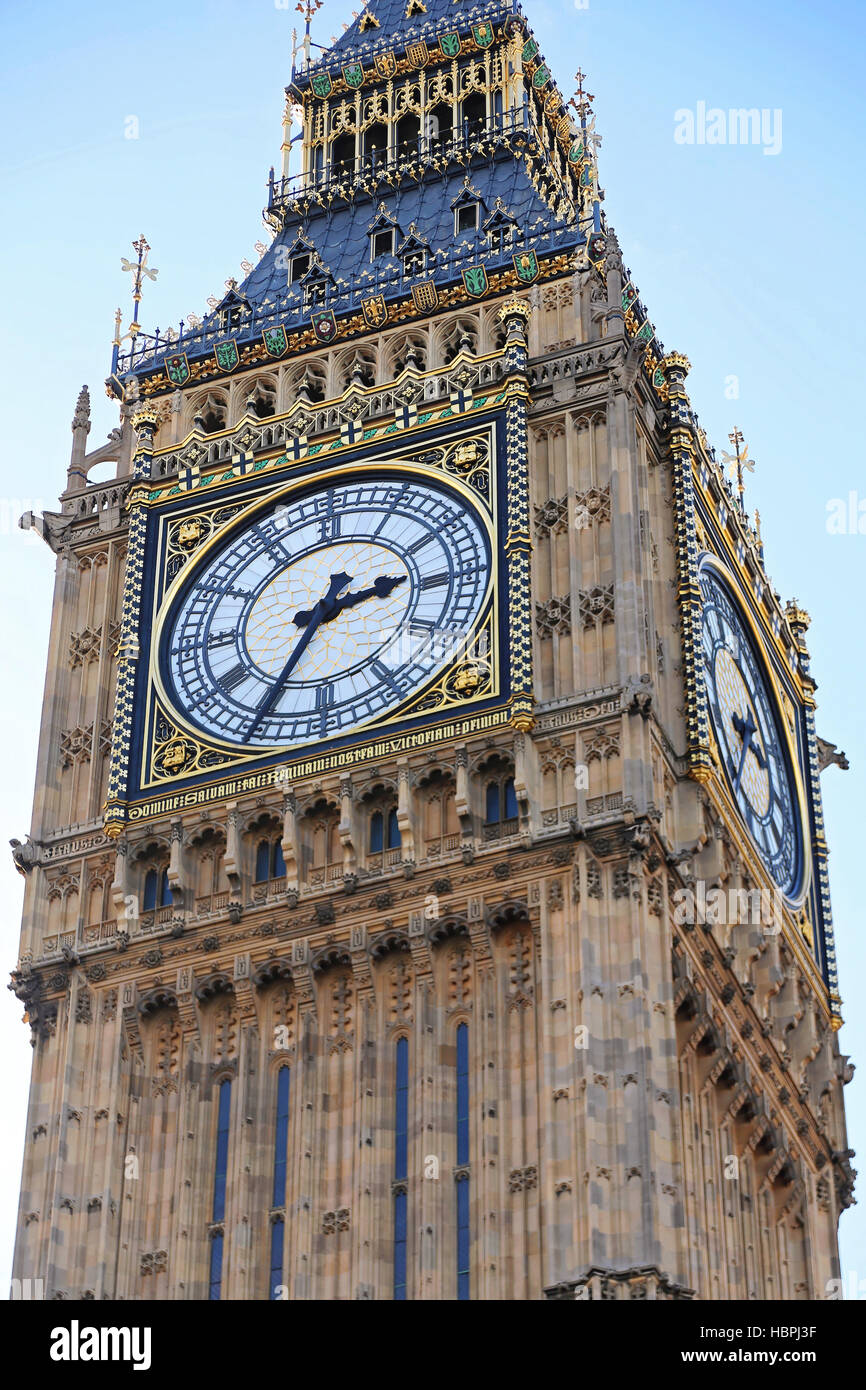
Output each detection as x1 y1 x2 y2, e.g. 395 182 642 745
68 385 91 492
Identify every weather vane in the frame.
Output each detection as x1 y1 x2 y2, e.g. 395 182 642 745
721 428 756 509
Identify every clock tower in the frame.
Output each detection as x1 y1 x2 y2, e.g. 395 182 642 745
11 0 853 1302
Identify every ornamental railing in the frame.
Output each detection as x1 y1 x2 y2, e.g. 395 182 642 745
266 109 529 214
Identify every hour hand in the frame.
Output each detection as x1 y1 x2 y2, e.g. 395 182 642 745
337 575 407 611
293 572 353 628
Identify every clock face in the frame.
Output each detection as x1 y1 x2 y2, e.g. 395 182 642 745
161 474 491 750
699 563 803 899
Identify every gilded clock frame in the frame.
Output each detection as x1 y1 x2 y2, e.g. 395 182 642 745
127 416 518 807
698 552 813 914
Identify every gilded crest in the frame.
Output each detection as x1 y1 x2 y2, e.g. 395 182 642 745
412 282 438 312
406 40 429 69
375 50 397 79
362 294 387 328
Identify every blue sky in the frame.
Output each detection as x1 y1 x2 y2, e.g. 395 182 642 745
0 0 863 1294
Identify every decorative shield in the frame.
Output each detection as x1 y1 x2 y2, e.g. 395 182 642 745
472 22 494 49
362 294 387 328
586 234 606 268
165 353 190 387
262 326 288 358
653 365 666 391
568 138 585 165
544 91 561 117
513 250 539 284
343 63 364 90
215 339 239 373
532 64 551 90
521 37 539 62
579 160 596 190
311 308 337 343
557 115 572 141
395 401 418 430
621 282 639 314
440 32 461 58
412 282 438 313
633 319 655 346
311 72 333 99
462 265 489 298
375 50 397 79
406 41 429 69
286 433 308 462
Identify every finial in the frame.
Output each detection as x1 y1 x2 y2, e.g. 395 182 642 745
754 509 762 543
119 235 159 345
72 386 91 434
785 599 811 632
295 0 324 69
721 428 755 511
568 68 595 122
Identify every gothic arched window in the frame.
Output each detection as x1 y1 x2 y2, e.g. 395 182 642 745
143 867 172 911
460 93 486 141
256 838 286 883
484 777 517 825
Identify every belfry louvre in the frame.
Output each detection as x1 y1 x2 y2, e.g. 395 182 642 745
11 0 852 1302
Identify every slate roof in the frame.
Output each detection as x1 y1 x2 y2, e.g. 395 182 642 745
115 0 585 383
318 0 515 66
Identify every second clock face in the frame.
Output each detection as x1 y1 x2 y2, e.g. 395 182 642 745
162 473 491 749
699 562 803 899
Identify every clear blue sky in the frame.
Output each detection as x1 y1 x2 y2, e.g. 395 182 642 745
1 0 863 1295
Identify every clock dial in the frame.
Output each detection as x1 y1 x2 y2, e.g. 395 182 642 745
699 562 803 899
162 474 491 749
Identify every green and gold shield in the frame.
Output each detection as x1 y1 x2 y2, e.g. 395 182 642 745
215 339 239 373
343 63 364 90
262 326 288 358
164 353 190 388
513 250 539 284
463 265 489 298
311 72 333 99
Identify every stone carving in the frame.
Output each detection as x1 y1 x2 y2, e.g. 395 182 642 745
579 585 615 629
536 596 572 637
534 496 568 537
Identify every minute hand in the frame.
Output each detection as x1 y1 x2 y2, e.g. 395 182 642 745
242 602 325 743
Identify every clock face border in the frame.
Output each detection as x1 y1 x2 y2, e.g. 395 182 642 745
128 420 513 801
698 553 811 907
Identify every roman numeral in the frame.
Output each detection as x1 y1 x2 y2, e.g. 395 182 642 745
407 534 434 555
207 630 236 650
420 572 449 591
219 663 249 694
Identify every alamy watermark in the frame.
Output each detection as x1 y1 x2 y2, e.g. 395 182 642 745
675 103 782 156
673 881 783 934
